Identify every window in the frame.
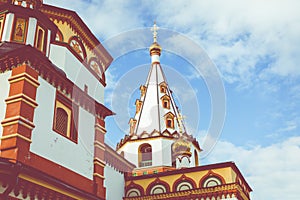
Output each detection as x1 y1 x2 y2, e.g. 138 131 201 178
55 107 68 135
126 189 141 197
139 143 152 167
202 176 222 188
35 25 47 53
12 16 28 43
176 181 193 191
146 179 170 195
159 82 167 94
173 176 196 192
53 92 78 142
150 185 166 194
165 112 175 129
161 94 171 109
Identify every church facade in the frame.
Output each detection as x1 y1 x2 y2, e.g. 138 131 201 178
0 1 251 199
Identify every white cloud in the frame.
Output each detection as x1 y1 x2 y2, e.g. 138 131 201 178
45 0 300 87
202 136 300 200
152 0 300 85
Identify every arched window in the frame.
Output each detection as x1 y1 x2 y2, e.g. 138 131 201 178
164 112 175 129
159 82 167 94
126 188 141 197
53 92 78 142
161 95 170 109
203 176 222 187
139 144 152 167
55 107 68 136
125 183 144 197
176 181 193 191
146 179 170 195
173 175 196 192
200 172 225 189
150 185 166 194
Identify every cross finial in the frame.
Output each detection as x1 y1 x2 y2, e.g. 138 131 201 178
151 21 159 43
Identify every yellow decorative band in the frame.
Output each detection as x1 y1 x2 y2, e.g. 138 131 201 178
1 116 35 130
9 73 40 88
94 157 106 166
5 93 38 108
0 133 32 143
95 124 107 133
94 141 105 150
93 173 105 179
94 160 106 168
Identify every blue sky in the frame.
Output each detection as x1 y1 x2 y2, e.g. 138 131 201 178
45 1 300 199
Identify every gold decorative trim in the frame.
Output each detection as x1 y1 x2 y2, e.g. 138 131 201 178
95 124 107 133
93 173 105 179
94 141 105 151
94 160 106 168
0 133 32 143
94 157 106 166
9 72 40 88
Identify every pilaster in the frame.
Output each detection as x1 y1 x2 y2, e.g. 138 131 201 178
93 116 106 199
0 64 39 163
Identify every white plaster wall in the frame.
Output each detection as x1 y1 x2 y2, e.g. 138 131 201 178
0 71 11 137
1 13 14 42
119 138 173 168
30 78 95 179
104 165 125 200
26 17 37 46
49 44 104 103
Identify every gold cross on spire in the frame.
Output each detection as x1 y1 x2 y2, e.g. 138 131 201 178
151 21 159 43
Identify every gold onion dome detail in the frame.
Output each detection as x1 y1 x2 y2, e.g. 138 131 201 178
172 137 192 157
149 42 162 56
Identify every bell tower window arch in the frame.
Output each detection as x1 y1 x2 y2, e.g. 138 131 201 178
138 143 152 167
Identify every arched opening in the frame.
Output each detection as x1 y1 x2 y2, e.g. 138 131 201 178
139 143 152 167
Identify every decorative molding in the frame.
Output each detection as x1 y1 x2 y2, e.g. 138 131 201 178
5 93 38 108
0 133 32 143
1 115 35 130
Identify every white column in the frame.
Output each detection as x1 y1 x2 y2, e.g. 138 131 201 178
46 29 51 57
26 17 37 46
2 13 14 41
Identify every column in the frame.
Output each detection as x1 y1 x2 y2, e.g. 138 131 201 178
0 64 39 163
93 116 106 199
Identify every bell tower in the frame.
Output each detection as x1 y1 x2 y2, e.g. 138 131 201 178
117 23 202 176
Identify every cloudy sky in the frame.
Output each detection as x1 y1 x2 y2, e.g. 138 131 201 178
45 1 300 199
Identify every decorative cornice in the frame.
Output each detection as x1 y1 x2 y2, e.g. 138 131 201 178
105 144 135 173
40 4 113 69
116 129 201 152
0 42 114 119
124 183 244 200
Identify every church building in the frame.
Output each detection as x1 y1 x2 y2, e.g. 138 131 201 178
0 1 252 199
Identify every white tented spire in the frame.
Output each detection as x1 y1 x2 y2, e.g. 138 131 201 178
129 23 185 136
